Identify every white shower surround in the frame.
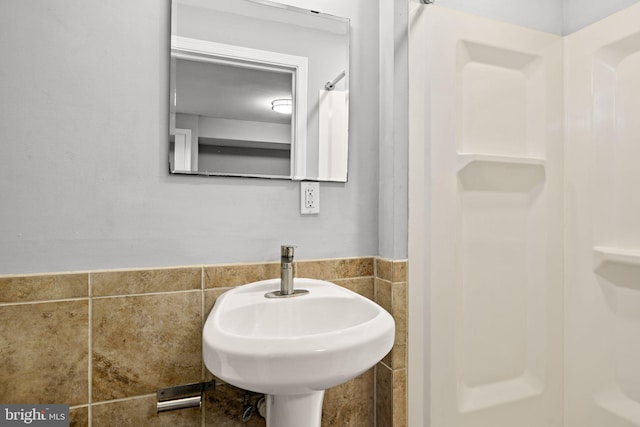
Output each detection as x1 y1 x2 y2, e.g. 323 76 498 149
408 2 640 426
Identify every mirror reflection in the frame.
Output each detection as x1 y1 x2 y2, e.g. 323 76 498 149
169 0 350 181
170 55 295 178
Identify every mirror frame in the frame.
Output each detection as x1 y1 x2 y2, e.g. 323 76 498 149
170 36 309 179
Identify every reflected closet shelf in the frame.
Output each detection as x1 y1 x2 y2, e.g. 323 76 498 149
457 154 546 192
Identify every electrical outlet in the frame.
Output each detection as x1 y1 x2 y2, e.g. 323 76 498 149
300 182 320 214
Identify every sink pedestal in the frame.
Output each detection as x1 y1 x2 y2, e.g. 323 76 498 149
266 391 325 427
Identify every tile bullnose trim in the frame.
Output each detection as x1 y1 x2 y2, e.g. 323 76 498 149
91 266 202 297
0 272 89 304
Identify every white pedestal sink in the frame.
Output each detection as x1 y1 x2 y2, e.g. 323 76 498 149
202 278 395 427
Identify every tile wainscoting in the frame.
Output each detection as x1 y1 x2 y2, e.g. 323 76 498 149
0 257 407 426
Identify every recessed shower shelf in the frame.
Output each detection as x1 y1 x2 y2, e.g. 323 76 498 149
594 246 640 290
456 153 546 192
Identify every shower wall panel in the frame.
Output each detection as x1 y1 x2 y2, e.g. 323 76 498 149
409 5 563 426
565 3 640 426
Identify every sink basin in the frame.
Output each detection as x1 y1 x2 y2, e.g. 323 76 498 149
202 278 395 426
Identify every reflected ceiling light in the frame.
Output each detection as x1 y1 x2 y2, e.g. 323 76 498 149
271 99 292 114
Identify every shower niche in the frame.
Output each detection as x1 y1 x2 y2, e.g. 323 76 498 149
456 39 548 192
410 6 563 426
454 38 559 415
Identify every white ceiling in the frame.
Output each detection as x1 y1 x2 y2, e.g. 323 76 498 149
175 57 293 124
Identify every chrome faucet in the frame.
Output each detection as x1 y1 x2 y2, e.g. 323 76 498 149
280 245 295 295
265 245 309 298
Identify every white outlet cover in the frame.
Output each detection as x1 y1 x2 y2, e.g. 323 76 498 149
300 182 320 215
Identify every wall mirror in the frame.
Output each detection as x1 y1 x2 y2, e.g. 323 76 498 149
170 0 350 181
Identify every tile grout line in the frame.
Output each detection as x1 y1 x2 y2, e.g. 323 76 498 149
0 286 219 307
91 288 202 300
90 393 156 406
201 266 205 380
373 269 378 427
88 273 93 427
0 296 90 307
201 266 206 427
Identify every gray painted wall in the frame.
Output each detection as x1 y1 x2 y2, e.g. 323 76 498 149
0 0 379 274
378 0 409 261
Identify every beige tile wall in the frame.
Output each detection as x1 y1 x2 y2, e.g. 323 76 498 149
0 257 407 426
375 258 408 427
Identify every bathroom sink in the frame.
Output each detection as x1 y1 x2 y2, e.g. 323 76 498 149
202 278 395 396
